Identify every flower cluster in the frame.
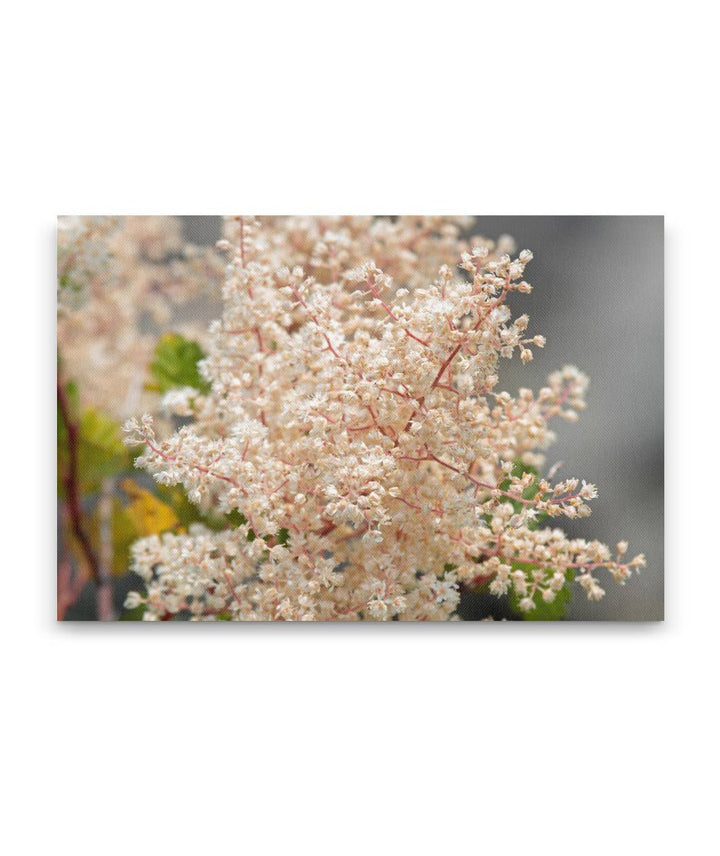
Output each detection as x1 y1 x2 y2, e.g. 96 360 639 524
124 216 645 620
57 216 224 418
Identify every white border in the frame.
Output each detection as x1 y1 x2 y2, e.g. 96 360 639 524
3 2 713 853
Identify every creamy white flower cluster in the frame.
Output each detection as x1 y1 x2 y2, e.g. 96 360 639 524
57 216 224 418
124 216 645 620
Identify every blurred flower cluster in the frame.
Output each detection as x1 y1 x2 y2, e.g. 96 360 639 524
57 216 224 618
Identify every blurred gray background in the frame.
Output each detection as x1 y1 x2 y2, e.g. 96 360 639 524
183 216 664 621
473 216 663 620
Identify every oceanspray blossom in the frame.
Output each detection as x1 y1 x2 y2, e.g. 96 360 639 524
124 216 646 621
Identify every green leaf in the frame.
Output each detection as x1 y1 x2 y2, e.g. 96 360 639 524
77 408 134 492
498 459 548 530
225 509 249 530
58 384 133 496
508 566 575 621
119 603 147 621
148 333 210 394
155 484 248 533
65 380 80 410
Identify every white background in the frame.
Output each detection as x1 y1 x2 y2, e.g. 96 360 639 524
1 1 715 854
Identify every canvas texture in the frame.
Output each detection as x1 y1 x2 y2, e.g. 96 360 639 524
57 216 663 621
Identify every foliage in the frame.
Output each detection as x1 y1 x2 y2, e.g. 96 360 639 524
498 460 548 531
57 381 134 496
148 333 210 394
507 565 574 620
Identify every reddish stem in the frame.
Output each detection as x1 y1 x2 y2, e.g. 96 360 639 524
58 381 99 582
57 379 114 619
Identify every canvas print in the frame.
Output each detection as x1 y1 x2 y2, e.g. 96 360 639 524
57 216 663 621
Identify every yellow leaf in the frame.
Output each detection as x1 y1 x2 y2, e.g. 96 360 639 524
121 479 179 536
